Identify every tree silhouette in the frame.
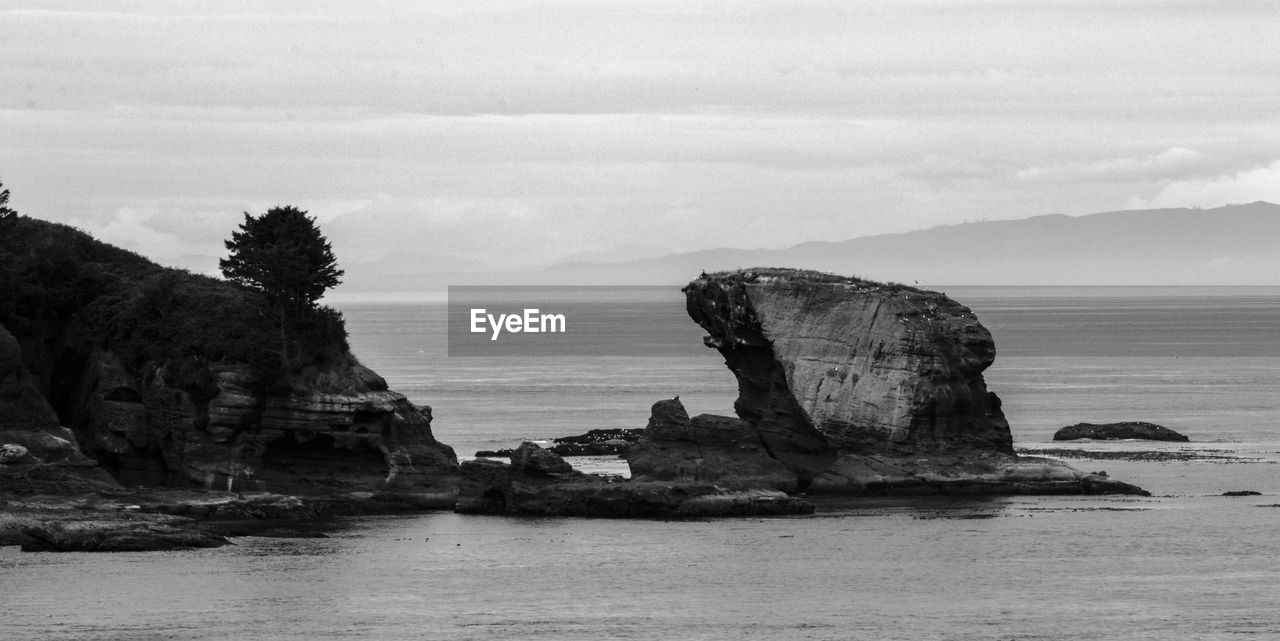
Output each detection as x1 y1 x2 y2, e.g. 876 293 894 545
220 206 342 310
0 177 16 219
220 206 343 371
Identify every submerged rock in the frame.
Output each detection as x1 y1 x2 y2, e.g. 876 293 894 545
549 428 645 456
475 428 645 458
1053 422 1189 442
17 512 228 552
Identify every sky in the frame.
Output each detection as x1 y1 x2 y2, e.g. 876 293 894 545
4 1 1280 271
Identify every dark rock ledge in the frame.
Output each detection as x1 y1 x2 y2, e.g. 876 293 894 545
474 428 645 458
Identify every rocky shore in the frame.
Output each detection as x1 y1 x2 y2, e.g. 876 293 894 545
3 224 1149 551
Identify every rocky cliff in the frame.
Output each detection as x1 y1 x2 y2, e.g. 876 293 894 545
66 348 458 496
0 215 458 503
627 268 1143 496
0 324 119 494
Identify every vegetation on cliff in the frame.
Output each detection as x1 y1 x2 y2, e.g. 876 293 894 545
0 213 349 402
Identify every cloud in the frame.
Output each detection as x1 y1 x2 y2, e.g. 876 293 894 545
1132 160 1280 209
1015 147 1205 183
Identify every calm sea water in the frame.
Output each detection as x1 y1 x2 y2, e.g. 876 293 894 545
3 287 1279 640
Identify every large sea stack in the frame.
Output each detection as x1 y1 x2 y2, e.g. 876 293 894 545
628 268 1143 495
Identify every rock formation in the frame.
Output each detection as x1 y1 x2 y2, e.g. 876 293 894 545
0 323 119 494
627 269 1145 496
66 348 458 498
457 442 812 517
1054 422 1189 442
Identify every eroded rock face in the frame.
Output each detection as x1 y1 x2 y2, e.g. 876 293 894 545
684 268 1012 456
66 348 458 495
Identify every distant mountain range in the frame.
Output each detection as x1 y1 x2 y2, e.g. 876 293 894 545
334 202 1280 292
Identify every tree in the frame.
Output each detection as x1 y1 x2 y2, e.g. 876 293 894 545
219 206 344 372
0 177 16 220
219 206 343 310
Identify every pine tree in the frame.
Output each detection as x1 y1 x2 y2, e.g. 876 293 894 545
219 206 343 309
219 206 343 371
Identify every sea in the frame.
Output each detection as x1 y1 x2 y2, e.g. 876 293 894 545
3 286 1279 640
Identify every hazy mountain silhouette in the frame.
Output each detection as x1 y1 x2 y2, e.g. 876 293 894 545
334 202 1280 291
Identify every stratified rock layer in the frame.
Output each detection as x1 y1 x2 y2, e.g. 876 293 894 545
625 269 1145 496
685 268 1011 456
66 349 458 496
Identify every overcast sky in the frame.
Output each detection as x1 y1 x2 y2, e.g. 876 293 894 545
4 1 1280 270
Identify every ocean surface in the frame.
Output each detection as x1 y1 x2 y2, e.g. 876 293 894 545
4 287 1279 640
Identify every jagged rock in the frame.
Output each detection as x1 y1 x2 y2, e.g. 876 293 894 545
627 399 799 491
622 268 1147 497
1054 422 1189 442
0 444 31 463
511 441 576 475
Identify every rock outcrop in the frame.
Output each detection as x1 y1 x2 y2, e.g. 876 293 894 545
456 442 813 517
626 269 1145 496
65 348 458 498
626 399 799 492
0 324 120 494
1054 422 1189 442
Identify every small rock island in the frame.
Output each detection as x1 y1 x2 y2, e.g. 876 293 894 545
1054 422 1189 442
